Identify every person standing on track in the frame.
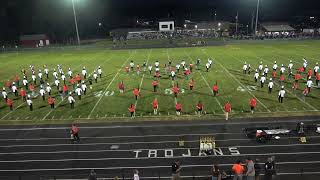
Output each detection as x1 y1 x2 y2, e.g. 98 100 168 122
232 160 245 180
264 157 275 180
71 124 80 142
171 160 182 180
245 157 255 180
224 102 231 120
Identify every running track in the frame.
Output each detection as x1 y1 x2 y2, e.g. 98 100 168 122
0 116 320 180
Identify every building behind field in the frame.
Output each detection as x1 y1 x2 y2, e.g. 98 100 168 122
261 23 296 37
20 34 50 48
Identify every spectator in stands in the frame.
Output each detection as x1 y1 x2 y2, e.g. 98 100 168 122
133 169 140 180
171 160 181 180
88 169 97 180
232 160 245 180
211 164 221 180
245 157 255 180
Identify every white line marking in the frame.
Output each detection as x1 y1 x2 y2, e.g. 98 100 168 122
1 136 320 148
1 143 320 155
134 50 152 116
1 161 320 172
0 103 25 120
203 50 271 112
1 151 320 163
88 52 133 118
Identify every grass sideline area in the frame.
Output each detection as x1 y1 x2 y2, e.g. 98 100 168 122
0 40 319 125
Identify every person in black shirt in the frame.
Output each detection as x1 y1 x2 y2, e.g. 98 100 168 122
171 160 181 180
264 157 275 180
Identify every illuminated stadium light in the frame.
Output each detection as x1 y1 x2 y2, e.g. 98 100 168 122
310 16 315 19
218 22 221 27
195 25 198 29
184 24 187 28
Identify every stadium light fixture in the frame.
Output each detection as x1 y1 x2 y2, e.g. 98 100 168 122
184 24 187 28
72 0 81 45
254 0 260 37
218 22 221 27
195 25 198 29
310 17 315 19
98 22 102 27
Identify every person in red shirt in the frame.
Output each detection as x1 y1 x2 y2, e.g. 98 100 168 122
175 102 182 116
71 124 80 142
302 86 309 99
293 72 301 90
249 98 257 114
75 74 81 84
128 104 135 117
172 84 180 98
29 84 35 97
14 75 20 86
307 69 313 79
184 69 190 80
224 102 231 120
69 77 76 90
316 73 320 87
154 71 161 79
279 74 284 85
212 82 219 96
20 88 27 102
118 81 125 93
63 84 69 96
271 71 276 80
48 96 55 109
152 80 158 92
299 66 304 73
189 78 194 90
136 64 141 75
133 88 139 100
189 63 193 72
6 98 13 111
196 101 203 116
152 98 158 115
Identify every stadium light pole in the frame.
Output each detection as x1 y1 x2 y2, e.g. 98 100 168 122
254 0 260 37
72 0 81 45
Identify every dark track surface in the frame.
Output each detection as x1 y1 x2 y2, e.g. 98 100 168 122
0 116 320 180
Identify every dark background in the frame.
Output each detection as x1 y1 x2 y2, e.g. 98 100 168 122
0 0 319 41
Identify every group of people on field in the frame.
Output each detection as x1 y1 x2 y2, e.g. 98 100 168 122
2 64 103 112
244 58 319 103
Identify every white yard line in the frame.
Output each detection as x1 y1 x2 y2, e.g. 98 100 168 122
1 151 320 163
0 103 25 120
166 49 178 105
183 50 224 112
203 50 271 112
41 53 114 120
134 50 152 116
1 143 320 155
88 52 134 119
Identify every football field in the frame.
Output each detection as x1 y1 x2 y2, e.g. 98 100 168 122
0 40 320 124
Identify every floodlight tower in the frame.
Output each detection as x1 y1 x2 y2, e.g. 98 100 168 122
72 0 81 45
254 0 260 37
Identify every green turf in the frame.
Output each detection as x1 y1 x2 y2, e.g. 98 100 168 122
0 40 319 124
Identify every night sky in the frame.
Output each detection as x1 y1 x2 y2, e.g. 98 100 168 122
0 0 319 41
